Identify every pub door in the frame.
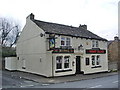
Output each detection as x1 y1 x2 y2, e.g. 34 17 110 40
76 56 81 74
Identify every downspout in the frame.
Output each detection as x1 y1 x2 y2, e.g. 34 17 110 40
52 55 54 77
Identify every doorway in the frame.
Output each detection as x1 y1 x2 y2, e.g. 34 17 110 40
76 56 81 74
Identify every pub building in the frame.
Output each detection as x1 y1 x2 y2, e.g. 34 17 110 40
15 13 108 77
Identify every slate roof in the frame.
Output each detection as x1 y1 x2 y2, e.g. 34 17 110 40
32 19 107 41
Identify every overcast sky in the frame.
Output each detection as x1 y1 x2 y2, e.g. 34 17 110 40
0 0 119 40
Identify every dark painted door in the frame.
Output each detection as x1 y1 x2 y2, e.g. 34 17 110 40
76 56 81 74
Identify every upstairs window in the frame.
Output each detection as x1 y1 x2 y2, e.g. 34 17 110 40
92 41 95 47
61 37 71 46
61 37 65 46
96 41 99 47
66 38 71 46
92 40 99 48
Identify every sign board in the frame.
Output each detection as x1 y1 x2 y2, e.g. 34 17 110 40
52 48 74 53
49 34 55 50
86 49 106 54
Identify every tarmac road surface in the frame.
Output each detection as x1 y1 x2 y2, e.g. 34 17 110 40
31 74 118 88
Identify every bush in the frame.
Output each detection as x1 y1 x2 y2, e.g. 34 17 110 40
1 47 16 57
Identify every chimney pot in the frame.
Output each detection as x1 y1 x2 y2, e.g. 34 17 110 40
79 24 87 30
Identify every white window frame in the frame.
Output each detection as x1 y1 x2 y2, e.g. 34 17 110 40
92 40 95 48
56 55 71 71
96 41 99 47
91 55 100 66
66 38 71 46
56 56 63 70
61 37 66 46
92 40 99 48
96 55 100 66
61 37 71 46
64 56 70 69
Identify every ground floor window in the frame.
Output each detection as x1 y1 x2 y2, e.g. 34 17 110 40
64 56 70 68
92 56 95 65
56 56 62 69
86 58 90 65
91 55 100 66
56 55 70 70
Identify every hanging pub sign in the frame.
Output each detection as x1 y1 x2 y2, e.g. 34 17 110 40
52 48 74 53
49 34 55 50
86 49 106 54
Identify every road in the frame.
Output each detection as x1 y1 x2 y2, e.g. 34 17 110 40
2 70 39 88
1 70 118 89
32 75 118 88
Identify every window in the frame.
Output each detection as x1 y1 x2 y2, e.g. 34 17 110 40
92 56 95 65
56 56 62 69
92 40 99 48
96 55 100 65
92 41 95 47
61 37 65 46
86 58 90 65
64 56 70 68
66 38 71 46
91 55 100 66
96 41 99 47
61 37 71 46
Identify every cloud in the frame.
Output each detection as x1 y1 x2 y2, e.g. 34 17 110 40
0 0 119 40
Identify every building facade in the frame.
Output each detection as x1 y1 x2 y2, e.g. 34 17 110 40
107 36 119 70
15 13 108 77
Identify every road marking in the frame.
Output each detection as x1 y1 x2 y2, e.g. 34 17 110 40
20 85 34 87
90 85 102 88
42 84 50 86
112 81 118 83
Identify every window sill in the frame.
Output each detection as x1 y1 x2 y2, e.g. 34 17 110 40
91 66 102 68
55 69 72 73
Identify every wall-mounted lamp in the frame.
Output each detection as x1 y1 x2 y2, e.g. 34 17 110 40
78 44 83 50
40 33 44 37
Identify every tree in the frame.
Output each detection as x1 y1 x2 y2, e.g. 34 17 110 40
0 17 21 47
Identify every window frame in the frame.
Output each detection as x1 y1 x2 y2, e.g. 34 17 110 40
96 55 100 66
91 55 101 67
61 37 71 46
56 56 63 70
92 40 99 48
86 57 90 65
66 37 71 46
61 37 66 46
64 56 70 69
91 56 95 66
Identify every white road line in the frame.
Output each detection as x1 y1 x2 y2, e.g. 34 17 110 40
42 84 50 86
20 85 34 87
90 85 102 88
112 81 118 83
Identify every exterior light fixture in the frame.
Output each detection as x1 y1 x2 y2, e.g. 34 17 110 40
40 33 44 37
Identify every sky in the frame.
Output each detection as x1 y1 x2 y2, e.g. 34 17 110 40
0 0 119 40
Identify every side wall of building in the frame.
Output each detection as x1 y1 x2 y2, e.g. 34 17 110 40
16 18 52 77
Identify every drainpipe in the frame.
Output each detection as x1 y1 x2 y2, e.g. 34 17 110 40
52 55 54 77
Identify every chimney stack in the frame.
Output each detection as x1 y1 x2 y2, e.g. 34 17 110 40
79 24 87 30
27 13 34 20
114 36 119 41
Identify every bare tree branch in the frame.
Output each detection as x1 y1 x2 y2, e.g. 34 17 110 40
0 17 21 47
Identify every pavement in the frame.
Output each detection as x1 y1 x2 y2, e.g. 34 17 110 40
2 70 118 84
